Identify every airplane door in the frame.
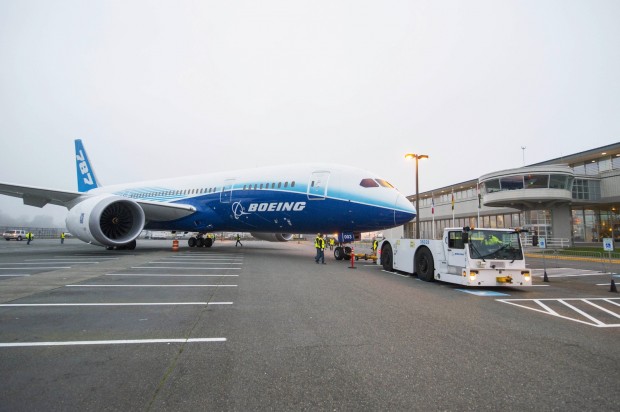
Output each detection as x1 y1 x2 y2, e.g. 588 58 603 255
220 179 235 203
308 171 330 200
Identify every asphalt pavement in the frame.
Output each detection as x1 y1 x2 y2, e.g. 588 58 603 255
0 239 618 411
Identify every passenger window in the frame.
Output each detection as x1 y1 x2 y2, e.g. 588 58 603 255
278 182 282 188
291 181 295 187
284 182 289 188
360 178 380 188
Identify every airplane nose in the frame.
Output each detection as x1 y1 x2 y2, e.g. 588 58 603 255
394 193 416 225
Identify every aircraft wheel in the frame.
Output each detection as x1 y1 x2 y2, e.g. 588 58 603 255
188 237 197 247
416 247 435 282
381 244 393 271
344 246 352 260
197 238 205 247
334 247 344 260
204 238 213 248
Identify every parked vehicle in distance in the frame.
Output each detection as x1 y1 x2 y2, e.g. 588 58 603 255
3 229 27 241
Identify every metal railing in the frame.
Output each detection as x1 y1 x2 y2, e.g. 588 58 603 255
521 234 571 249
524 248 620 274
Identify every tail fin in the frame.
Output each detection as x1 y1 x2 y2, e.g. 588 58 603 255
74 139 101 192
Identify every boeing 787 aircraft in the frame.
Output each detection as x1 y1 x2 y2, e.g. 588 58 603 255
0 140 416 254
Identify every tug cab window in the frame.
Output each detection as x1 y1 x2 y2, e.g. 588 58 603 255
448 231 464 249
360 178 380 188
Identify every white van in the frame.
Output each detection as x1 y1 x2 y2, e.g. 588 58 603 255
3 229 27 241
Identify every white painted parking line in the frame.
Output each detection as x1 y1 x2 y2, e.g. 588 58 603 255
131 267 241 270
0 338 226 348
531 268 606 278
0 302 233 307
0 274 31 277
150 261 243 265
166 258 244 261
66 284 238 287
381 270 411 278
66 255 123 258
497 297 620 328
1 262 93 265
0 267 71 270
26 258 117 261
106 273 239 277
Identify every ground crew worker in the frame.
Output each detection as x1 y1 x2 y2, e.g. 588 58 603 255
235 233 243 247
483 234 501 246
60 232 65 244
314 233 326 264
26 231 33 245
372 238 378 253
329 237 335 251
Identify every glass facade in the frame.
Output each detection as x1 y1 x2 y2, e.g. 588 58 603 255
572 208 620 242
409 148 620 244
572 178 601 200
481 173 573 194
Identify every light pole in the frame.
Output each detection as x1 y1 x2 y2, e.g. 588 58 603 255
405 153 428 238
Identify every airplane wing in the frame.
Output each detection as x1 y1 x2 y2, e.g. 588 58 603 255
0 182 81 207
0 182 195 221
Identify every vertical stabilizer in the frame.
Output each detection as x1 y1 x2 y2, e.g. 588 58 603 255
74 139 101 192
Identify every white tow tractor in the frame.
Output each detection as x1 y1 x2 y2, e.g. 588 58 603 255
378 227 532 286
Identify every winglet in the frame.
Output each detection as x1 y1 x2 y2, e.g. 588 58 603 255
74 139 101 192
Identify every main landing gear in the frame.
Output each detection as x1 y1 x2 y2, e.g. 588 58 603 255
333 245 352 260
188 233 214 248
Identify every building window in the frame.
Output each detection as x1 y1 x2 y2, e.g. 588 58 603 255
524 174 549 189
599 157 612 172
483 180 500 193
585 161 599 175
500 176 523 190
573 163 586 174
549 175 569 189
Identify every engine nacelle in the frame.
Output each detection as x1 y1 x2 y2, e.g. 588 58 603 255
66 195 145 247
250 233 294 242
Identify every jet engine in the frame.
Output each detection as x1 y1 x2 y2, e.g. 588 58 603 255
66 195 145 247
250 233 294 242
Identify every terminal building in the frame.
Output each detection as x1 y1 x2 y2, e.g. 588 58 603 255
402 142 620 247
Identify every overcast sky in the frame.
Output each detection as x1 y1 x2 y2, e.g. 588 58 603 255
1 0 619 226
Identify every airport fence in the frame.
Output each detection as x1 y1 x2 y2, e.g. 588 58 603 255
0 226 66 240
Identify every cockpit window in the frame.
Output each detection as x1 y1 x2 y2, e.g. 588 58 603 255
375 179 394 188
360 178 380 188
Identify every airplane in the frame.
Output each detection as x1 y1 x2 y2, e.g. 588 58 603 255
0 140 416 257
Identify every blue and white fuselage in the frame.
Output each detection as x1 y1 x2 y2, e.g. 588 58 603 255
0 140 416 249
91 163 416 234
